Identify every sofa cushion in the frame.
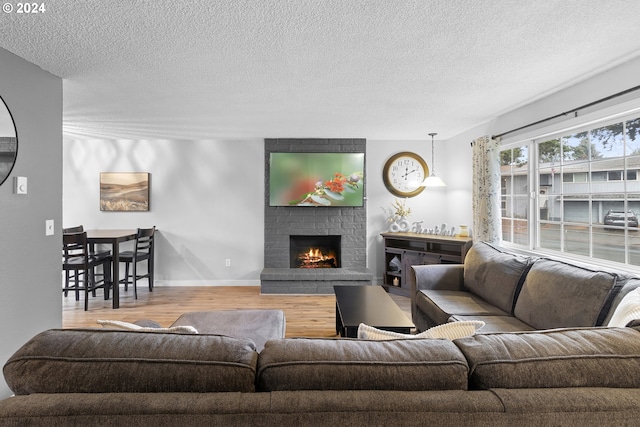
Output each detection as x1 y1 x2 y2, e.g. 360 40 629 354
3 329 258 395
514 258 622 329
454 327 640 389
463 242 532 314
257 338 469 391
417 290 510 325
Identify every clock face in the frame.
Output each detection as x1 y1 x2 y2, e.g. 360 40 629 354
383 152 429 197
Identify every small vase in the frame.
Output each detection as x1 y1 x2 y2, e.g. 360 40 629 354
397 216 411 232
458 225 469 237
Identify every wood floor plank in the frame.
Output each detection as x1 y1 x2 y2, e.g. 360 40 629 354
63 286 412 338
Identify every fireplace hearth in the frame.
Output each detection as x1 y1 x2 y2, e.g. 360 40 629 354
290 235 341 269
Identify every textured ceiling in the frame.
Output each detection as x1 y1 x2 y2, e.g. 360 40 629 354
2 0 640 140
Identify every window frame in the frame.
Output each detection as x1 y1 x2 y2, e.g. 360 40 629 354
498 105 640 274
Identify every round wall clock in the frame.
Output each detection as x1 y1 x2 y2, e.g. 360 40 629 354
382 151 429 198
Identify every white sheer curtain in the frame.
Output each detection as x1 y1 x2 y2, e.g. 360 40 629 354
472 136 502 244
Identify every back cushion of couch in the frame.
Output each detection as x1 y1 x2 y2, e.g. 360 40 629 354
455 327 640 389
463 242 532 314
3 329 258 395
257 338 469 391
514 258 622 329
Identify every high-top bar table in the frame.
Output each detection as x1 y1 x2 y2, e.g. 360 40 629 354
86 229 137 309
334 285 414 338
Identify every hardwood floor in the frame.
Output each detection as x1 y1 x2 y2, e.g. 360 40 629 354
63 285 412 338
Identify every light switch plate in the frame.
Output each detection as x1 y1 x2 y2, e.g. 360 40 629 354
14 176 27 194
45 219 54 236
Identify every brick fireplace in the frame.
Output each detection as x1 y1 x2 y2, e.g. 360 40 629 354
260 138 373 294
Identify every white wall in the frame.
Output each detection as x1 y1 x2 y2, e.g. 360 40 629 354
366 139 458 281
63 138 265 284
63 136 464 285
0 48 62 398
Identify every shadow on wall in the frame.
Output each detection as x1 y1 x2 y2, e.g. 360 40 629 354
154 231 216 282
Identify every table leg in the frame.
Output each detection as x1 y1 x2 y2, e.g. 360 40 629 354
112 242 120 309
335 303 344 337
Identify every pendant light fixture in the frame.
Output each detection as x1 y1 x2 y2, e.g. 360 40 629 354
422 132 446 187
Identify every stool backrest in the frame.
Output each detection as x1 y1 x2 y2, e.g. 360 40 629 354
134 226 155 257
63 225 84 234
62 232 89 268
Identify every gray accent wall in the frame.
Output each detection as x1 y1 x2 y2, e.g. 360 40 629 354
263 138 367 269
0 48 63 398
262 138 373 293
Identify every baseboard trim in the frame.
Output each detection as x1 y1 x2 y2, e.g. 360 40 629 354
153 280 260 287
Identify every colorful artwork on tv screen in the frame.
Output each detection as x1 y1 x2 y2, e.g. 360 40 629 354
269 153 365 207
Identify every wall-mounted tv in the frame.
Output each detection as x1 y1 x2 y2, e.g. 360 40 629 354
269 152 365 207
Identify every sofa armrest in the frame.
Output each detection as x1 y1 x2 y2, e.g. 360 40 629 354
410 264 465 294
410 265 465 330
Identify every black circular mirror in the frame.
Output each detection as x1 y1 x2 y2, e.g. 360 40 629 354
0 95 17 187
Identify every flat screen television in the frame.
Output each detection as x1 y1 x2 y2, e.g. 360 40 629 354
269 152 365 207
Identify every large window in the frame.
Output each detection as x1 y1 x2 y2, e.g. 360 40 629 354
501 115 640 268
500 145 529 246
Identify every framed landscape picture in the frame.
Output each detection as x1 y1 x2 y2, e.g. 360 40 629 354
100 172 150 211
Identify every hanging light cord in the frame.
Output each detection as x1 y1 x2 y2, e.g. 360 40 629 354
429 132 437 175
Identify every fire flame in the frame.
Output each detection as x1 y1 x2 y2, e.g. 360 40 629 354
298 247 336 268
308 248 321 258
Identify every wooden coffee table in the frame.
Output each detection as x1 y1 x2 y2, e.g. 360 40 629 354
334 285 414 338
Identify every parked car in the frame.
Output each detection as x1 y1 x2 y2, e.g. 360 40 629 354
603 210 639 229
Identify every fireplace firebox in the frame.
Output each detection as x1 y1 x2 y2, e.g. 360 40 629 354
289 235 341 269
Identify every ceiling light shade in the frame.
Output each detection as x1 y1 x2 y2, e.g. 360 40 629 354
422 174 447 187
423 132 446 187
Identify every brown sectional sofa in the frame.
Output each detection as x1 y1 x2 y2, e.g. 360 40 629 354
410 241 640 333
2 324 640 426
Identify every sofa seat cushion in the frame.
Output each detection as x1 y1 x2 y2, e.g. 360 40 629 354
514 258 622 329
417 290 510 325
257 338 469 391
491 388 640 421
3 329 258 395
463 242 532 314
454 327 640 390
450 315 535 333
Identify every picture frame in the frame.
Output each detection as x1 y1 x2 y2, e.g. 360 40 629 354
100 172 150 212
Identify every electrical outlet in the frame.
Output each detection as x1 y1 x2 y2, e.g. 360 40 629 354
225 259 231 267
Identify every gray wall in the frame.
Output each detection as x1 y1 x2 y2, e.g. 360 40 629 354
0 48 62 398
